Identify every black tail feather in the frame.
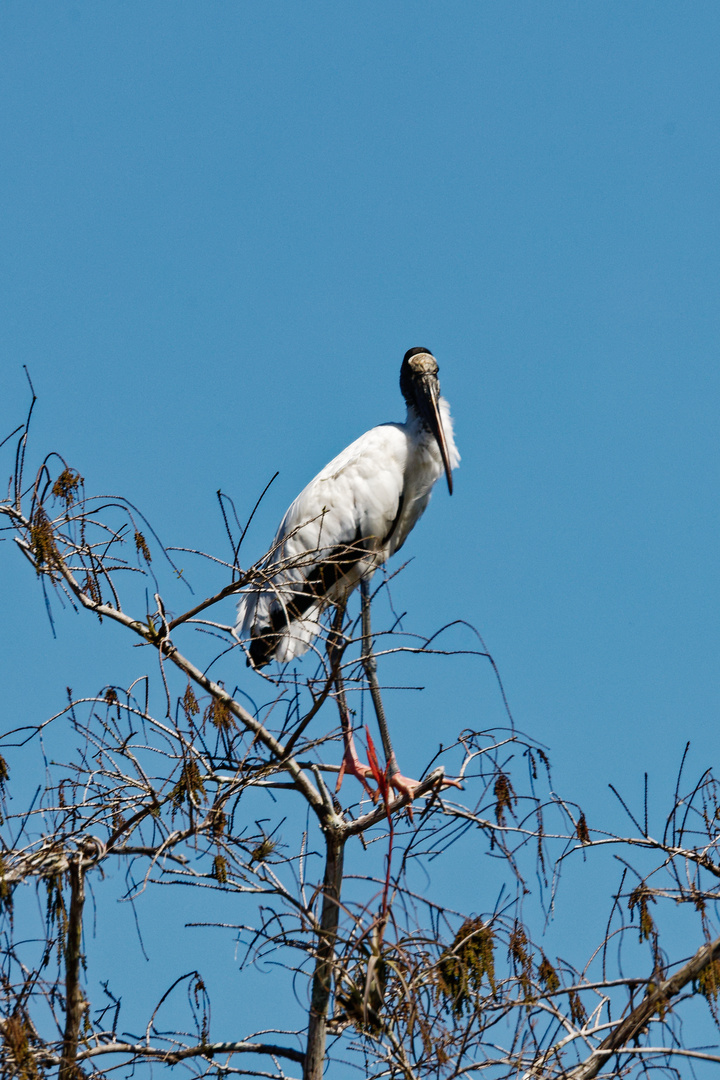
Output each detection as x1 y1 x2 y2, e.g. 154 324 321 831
246 531 368 668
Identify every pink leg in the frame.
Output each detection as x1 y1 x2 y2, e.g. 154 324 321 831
328 601 377 800
336 726 376 799
360 580 461 804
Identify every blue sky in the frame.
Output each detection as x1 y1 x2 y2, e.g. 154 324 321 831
1 2 719 1068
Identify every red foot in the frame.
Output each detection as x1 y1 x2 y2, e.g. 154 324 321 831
438 775 463 792
388 769 463 801
387 770 422 800
336 744 377 800
386 769 463 822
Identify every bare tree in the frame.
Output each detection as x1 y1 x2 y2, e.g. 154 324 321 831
1 383 719 1079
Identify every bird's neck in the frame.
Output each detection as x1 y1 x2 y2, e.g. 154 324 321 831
405 403 433 437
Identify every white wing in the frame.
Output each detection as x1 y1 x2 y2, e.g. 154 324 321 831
237 423 408 665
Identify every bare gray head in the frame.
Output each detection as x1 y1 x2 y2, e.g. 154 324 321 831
399 347 453 495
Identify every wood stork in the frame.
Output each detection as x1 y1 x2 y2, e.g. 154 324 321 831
236 347 460 798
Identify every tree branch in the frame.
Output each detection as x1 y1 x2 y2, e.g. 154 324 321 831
561 933 720 1080
304 828 345 1080
59 855 87 1080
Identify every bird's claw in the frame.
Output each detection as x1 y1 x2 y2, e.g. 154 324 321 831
337 738 464 808
336 746 377 801
388 769 463 800
384 769 463 821
387 771 422 800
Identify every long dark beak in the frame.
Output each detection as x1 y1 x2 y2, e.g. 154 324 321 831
417 376 454 495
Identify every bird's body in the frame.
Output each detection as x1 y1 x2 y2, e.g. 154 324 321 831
236 349 459 669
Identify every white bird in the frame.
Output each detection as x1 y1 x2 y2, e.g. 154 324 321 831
236 347 460 797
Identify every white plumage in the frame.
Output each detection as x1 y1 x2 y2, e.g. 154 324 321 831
236 348 459 669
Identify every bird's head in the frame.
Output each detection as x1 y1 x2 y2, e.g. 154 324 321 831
400 347 454 495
